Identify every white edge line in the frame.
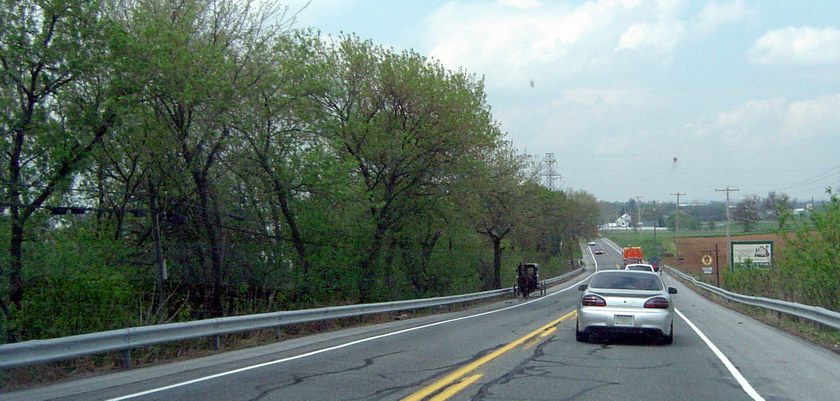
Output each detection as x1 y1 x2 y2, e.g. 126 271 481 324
107 262 594 401
600 237 623 254
675 309 765 401
586 243 599 272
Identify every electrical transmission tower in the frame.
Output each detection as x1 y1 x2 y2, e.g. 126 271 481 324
542 153 560 191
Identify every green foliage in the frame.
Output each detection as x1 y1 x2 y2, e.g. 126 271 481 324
10 226 136 339
0 0 602 342
11 265 135 340
720 192 840 312
776 192 840 310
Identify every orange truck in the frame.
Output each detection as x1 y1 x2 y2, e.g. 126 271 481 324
622 247 643 266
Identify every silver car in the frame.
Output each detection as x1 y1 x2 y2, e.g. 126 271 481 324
575 270 677 344
624 263 655 272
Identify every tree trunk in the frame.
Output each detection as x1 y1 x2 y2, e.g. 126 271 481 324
358 225 387 303
383 237 398 300
148 181 166 314
493 237 502 289
9 219 24 311
272 178 308 275
194 174 225 317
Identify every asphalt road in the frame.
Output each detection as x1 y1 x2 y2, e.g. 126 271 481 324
9 238 840 401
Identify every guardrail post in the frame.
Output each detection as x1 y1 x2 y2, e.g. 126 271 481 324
213 335 221 351
123 349 131 369
275 327 282 340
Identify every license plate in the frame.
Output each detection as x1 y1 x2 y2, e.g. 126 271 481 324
614 315 634 326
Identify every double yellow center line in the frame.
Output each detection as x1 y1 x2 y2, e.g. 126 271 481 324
402 309 577 401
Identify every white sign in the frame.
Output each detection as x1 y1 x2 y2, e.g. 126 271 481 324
702 266 713 274
731 241 773 267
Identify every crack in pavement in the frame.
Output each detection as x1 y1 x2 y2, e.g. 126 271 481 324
245 350 405 401
343 359 475 401
471 337 621 401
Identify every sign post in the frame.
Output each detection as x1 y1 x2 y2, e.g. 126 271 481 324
699 244 721 287
715 243 720 287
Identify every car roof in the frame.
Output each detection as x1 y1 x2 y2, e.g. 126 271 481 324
625 263 653 268
595 269 656 275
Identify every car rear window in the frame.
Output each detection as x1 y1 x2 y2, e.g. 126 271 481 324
590 273 662 290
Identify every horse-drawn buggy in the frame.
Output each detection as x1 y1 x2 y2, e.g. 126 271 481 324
513 262 546 298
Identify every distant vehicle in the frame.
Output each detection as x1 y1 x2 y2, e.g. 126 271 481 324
594 249 604 255
588 241 597 246
625 263 654 273
622 246 643 265
648 256 661 273
576 270 677 344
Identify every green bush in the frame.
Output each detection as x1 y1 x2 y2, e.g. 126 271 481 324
9 225 138 341
11 265 135 340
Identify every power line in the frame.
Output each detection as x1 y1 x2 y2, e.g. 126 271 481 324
775 164 840 192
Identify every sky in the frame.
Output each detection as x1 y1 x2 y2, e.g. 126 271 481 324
282 0 840 203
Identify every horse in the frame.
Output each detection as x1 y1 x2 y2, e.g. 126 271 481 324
517 264 533 298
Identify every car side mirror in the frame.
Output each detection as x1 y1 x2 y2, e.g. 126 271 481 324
578 284 588 291
668 287 678 294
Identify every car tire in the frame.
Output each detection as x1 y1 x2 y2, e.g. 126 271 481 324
575 320 588 343
661 321 673 345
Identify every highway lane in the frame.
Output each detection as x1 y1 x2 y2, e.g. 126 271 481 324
598 236 840 401
9 239 840 400
8 251 596 401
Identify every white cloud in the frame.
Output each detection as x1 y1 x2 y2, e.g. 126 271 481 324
784 95 840 139
697 0 749 35
691 95 840 145
556 87 654 107
497 0 543 9
424 0 688 87
748 26 840 65
616 19 685 52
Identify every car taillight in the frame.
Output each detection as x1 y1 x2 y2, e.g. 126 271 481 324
581 294 606 307
644 297 669 309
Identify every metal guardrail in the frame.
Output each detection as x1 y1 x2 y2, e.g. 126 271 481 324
664 265 840 331
0 267 583 369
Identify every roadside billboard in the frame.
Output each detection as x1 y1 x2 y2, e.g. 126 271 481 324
730 240 773 270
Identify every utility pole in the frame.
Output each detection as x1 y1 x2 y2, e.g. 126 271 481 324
671 192 685 260
634 196 643 232
148 181 167 313
652 200 657 255
716 186 739 268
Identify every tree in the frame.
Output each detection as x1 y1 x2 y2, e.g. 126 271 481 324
780 191 840 310
733 195 761 232
764 191 792 229
113 0 292 316
0 0 121 339
314 36 499 301
469 143 533 290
